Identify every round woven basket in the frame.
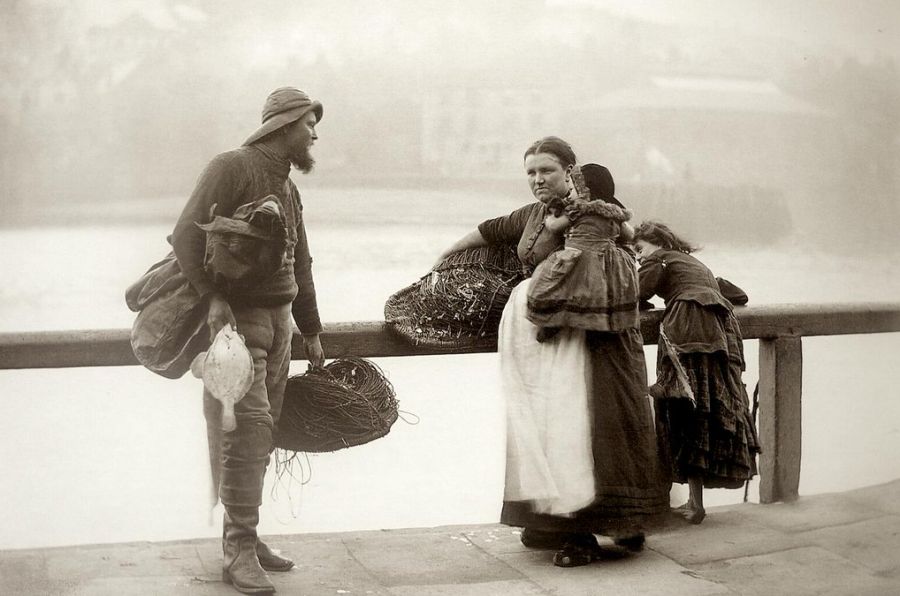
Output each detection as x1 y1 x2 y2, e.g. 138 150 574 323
384 245 525 350
274 357 398 453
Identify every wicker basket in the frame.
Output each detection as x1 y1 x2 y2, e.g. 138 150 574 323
273 358 398 453
384 245 525 350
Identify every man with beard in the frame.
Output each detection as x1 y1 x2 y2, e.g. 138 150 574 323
172 87 325 594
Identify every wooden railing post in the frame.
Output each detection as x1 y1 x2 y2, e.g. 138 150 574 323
758 335 803 503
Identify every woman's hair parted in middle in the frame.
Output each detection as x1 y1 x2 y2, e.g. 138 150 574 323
524 136 577 168
633 221 699 254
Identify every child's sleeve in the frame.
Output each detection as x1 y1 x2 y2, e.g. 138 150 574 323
638 257 665 302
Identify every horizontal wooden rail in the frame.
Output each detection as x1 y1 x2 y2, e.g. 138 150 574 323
1 301 898 505
0 302 898 370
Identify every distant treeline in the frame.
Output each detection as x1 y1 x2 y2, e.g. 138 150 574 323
624 183 792 245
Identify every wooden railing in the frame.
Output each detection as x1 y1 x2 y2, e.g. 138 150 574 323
1 302 899 504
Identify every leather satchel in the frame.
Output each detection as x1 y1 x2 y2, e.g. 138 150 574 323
126 250 210 379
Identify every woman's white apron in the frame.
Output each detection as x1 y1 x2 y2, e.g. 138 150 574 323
500 278 596 515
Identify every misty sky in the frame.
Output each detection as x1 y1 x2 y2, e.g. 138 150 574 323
64 0 898 61
5 0 898 242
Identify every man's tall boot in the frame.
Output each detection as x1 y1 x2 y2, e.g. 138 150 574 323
220 423 275 595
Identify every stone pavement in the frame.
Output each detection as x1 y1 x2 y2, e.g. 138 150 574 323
3 480 899 596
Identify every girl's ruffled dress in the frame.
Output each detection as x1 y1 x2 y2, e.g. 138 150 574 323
639 249 760 488
526 201 639 332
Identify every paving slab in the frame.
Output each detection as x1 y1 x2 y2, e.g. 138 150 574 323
0 550 53 595
4 483 900 596
192 539 225 577
693 546 899 596
844 478 900 516
646 508 794 566
795 514 900 578
68 575 225 596
497 547 730 596
262 535 391 596
733 493 883 533
342 527 521 587
387 578 549 596
44 541 204 582
451 526 529 556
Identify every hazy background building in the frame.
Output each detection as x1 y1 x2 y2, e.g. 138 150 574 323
2 0 898 242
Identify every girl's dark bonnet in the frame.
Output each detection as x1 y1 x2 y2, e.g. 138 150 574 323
581 163 625 208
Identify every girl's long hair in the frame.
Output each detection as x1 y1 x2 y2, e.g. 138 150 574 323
633 221 699 254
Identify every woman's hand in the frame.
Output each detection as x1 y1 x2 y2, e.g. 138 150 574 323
544 212 571 234
207 294 236 341
303 333 325 369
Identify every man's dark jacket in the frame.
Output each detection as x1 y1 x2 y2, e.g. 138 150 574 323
172 143 322 335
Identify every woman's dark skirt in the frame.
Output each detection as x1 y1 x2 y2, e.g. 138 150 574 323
501 328 671 535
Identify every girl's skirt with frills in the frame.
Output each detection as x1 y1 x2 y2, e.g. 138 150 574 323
525 244 639 332
653 301 761 489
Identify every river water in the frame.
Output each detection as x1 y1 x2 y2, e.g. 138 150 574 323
1 188 899 549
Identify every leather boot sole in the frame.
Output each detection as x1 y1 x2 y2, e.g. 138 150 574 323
222 570 276 594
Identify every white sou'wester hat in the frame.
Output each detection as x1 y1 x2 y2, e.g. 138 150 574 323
242 87 323 146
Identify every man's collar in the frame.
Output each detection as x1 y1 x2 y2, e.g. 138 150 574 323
250 141 291 177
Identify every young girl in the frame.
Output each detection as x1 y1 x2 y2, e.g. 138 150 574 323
633 221 760 524
526 163 639 340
